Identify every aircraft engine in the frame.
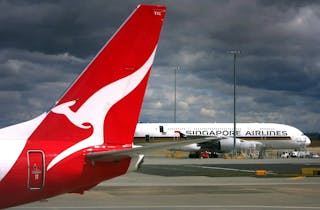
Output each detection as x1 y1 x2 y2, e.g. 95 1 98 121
218 138 262 152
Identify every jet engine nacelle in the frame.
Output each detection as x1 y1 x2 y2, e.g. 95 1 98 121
218 138 262 152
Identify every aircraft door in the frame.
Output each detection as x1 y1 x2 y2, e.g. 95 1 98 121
27 150 45 190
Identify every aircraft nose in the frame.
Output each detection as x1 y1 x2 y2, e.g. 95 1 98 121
304 135 311 146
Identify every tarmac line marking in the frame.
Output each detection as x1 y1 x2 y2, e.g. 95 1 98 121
188 165 278 174
189 165 256 173
288 176 306 180
15 205 320 209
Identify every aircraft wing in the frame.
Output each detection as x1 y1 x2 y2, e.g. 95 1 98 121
86 136 221 161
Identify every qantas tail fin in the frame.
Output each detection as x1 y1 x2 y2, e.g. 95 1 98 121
28 4 166 168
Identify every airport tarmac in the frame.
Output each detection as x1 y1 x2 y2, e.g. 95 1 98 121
11 158 320 210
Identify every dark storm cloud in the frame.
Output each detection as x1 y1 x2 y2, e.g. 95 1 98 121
0 49 86 90
0 0 136 57
163 1 320 81
0 0 319 132
0 48 87 125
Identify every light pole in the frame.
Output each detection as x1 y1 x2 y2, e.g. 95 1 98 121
174 66 180 123
227 50 240 159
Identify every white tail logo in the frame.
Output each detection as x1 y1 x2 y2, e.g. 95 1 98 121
47 47 157 170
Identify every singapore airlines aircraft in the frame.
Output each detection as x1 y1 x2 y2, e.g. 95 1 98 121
0 5 217 208
135 123 311 157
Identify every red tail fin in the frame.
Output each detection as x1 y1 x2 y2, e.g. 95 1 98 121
28 5 166 168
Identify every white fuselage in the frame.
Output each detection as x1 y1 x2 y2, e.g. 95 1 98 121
135 123 311 151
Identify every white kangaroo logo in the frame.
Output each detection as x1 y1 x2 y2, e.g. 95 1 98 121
47 47 157 170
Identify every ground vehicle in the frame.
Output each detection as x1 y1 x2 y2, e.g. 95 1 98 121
281 152 290 158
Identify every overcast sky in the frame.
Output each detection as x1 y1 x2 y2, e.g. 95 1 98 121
0 0 319 132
